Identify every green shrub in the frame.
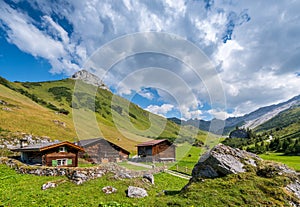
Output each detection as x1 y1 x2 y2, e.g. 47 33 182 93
48 87 72 103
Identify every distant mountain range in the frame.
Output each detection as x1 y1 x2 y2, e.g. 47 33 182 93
168 94 300 137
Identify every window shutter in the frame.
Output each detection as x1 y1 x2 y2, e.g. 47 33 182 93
67 159 72 165
52 160 57 167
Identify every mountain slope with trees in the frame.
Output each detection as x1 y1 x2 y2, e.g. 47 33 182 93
0 74 208 152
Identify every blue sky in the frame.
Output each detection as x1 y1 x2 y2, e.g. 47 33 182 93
0 0 300 120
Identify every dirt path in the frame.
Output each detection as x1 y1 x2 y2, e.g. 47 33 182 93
127 161 153 169
164 169 191 180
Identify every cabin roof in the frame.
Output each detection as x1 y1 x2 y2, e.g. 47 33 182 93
137 139 168 147
76 138 130 154
11 141 84 152
76 138 102 147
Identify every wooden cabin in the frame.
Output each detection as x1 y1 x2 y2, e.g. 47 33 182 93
11 141 84 167
76 138 130 163
137 139 175 162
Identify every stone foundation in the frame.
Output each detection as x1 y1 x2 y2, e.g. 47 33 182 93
0 157 163 184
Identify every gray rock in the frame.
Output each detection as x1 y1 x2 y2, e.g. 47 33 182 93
71 70 110 91
115 172 132 179
192 144 261 179
41 181 57 190
286 180 300 200
143 174 154 184
2 107 12 111
0 100 7 105
127 186 148 198
73 172 88 179
102 186 117 194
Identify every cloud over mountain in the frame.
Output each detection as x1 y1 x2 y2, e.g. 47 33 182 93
0 0 299 119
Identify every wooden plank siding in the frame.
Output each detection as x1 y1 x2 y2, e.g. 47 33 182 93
78 139 130 163
137 139 176 162
12 141 84 167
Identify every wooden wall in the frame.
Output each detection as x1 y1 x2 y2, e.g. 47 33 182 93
138 140 176 162
21 151 43 164
80 140 129 163
19 145 80 167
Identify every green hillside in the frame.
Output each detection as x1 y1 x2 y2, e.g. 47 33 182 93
0 76 209 152
255 106 300 140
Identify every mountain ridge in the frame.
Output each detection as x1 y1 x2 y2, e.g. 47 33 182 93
168 94 300 136
0 73 208 152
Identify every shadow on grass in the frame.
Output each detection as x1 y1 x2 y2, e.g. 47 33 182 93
164 190 181 196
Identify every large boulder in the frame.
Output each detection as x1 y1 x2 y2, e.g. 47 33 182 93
187 144 300 205
127 186 148 198
192 143 261 179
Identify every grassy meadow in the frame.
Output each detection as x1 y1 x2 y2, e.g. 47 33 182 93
260 152 300 171
0 163 297 207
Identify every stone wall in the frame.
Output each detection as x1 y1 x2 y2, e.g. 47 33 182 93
0 157 164 185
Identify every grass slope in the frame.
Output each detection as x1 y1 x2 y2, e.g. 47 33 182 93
255 106 300 139
0 84 76 140
260 152 300 171
0 77 208 152
0 164 297 207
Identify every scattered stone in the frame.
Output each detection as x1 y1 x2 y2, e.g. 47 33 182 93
0 158 164 186
0 100 7 105
127 186 148 198
41 181 57 190
2 107 12 111
114 172 132 180
191 143 261 179
143 174 154 185
53 120 66 128
102 186 117 194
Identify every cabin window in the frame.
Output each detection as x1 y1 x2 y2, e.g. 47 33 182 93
59 147 66 152
146 147 152 155
56 159 68 166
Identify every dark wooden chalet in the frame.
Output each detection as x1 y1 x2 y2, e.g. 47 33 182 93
76 138 130 163
137 139 175 162
11 141 84 167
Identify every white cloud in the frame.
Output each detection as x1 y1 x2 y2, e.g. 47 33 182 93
1 0 300 120
208 109 229 120
145 104 174 117
138 89 154 100
0 1 81 75
43 15 69 44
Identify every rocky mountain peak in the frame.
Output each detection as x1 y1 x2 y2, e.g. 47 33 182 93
71 70 109 91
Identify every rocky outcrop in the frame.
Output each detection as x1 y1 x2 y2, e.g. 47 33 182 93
71 70 109 91
187 144 300 205
127 186 148 198
191 144 261 179
1 134 51 150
